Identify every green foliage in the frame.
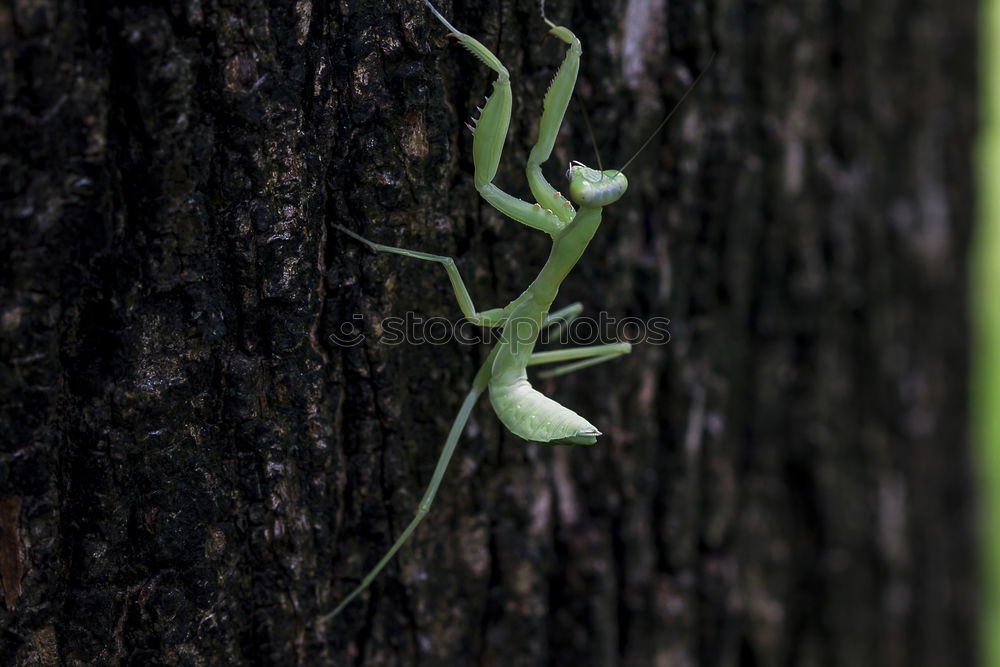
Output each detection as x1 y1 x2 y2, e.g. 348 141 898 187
976 0 1000 664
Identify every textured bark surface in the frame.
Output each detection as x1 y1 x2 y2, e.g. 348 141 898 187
0 0 977 665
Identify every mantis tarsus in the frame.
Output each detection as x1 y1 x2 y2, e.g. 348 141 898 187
324 0 709 621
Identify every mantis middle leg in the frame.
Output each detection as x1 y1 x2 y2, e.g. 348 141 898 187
528 343 632 378
334 224 509 327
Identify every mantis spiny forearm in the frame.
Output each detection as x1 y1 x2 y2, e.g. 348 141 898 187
323 0 693 622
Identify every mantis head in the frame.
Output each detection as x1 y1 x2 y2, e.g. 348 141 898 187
566 162 628 207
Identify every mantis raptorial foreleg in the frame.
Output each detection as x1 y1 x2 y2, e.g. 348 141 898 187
425 1 574 237
525 23 580 223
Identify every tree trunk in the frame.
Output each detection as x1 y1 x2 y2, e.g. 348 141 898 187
1 0 977 665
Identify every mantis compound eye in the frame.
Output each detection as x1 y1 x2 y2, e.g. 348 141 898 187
566 160 586 183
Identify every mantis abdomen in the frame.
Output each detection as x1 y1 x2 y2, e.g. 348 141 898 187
489 376 600 445
485 207 608 446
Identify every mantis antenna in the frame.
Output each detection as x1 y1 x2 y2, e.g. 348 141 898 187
578 95 604 171
614 51 716 176
539 0 555 28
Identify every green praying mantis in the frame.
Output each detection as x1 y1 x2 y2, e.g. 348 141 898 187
323 0 710 621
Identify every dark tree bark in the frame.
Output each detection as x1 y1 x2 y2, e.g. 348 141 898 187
1 0 977 665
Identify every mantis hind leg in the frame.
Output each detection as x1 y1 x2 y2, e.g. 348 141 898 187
334 224 508 327
321 356 496 622
542 302 584 335
536 303 631 377
528 342 632 378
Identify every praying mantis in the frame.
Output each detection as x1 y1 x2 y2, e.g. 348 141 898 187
323 0 708 621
